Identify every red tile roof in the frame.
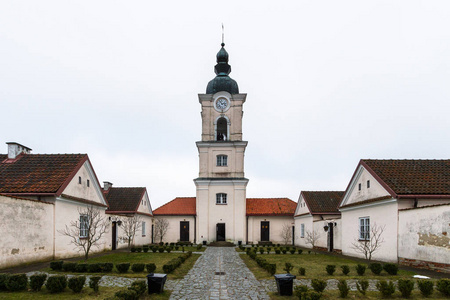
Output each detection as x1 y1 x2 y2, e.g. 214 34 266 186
301 191 344 214
0 153 87 194
246 198 296 216
362 159 450 195
153 197 196 216
104 187 147 213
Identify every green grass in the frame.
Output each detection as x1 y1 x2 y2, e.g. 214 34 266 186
240 251 416 280
44 252 200 280
0 286 171 299
268 290 450 299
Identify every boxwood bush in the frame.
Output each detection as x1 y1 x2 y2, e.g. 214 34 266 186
100 262 114 273
146 263 156 273
129 280 146 296
383 263 398 275
5 274 28 291
326 265 336 275
45 275 67 293
75 263 88 273
68 276 86 293
162 251 192 273
311 279 327 293
0 274 9 291
369 263 383 275
398 279 414 298
341 265 350 275
62 262 77 272
418 280 434 297
116 263 131 273
356 264 366 276
50 260 64 271
131 263 145 273
89 276 102 292
30 273 47 291
115 288 138 300
437 279 450 297
376 280 395 297
88 263 102 273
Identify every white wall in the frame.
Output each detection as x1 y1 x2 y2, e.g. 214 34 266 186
341 199 398 262
398 204 450 269
294 214 313 248
0 195 54 269
248 216 294 244
154 215 196 244
63 162 105 204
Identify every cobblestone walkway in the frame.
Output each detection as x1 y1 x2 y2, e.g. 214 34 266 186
170 247 269 300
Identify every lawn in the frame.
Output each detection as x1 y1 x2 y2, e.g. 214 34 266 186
268 290 450 300
44 252 201 280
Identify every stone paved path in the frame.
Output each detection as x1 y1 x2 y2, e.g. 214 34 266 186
170 247 269 300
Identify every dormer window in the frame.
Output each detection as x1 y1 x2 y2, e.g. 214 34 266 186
217 155 228 166
216 193 227 205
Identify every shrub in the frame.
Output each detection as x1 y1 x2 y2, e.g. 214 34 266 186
277 243 281 247
89 276 101 292
306 291 322 300
282 249 287 254
158 247 164 253
311 279 327 293
267 247 272 252
151 247 158 253
75 263 88 272
68 276 85 293
88 263 102 273
129 280 146 296
101 263 114 272
137 247 143 252
30 273 47 291
45 275 67 293
418 280 434 297
436 279 450 297
267 264 276 275
196 244 202 250
6 274 28 291
182 246 185 252
297 249 303 255
326 265 336 275
356 264 366 276
50 260 64 271
369 263 383 275
283 262 294 274
376 280 395 298
166 247 172 253
308 250 311 254
116 263 131 273
341 265 350 275
298 267 306 276
146 263 156 273
0 274 8 291
383 263 398 275
131 263 145 273
175 246 180 251
259 248 264 254
143 245 149 253
289 249 295 254
294 285 309 299
115 288 138 300
62 262 77 272
338 279 349 298
275 249 281 254
356 279 369 295
131 247 136 252
398 279 414 298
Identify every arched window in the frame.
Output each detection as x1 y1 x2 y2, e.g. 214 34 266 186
216 193 227 204
216 117 228 141
217 155 228 166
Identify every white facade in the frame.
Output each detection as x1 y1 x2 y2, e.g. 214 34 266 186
154 215 196 243
247 216 294 244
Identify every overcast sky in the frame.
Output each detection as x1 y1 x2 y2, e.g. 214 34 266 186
1 1 450 210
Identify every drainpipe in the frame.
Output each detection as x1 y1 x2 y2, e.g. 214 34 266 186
246 216 249 244
52 201 56 260
194 215 197 244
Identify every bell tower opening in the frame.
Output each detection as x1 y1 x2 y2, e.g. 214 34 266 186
216 117 228 141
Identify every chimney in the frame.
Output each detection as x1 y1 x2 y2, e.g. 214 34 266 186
6 142 32 159
103 181 113 191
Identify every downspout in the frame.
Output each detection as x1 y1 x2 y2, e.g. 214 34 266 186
396 197 400 264
194 215 197 244
52 201 56 260
246 216 249 244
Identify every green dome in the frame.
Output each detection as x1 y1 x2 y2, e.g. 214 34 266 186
206 43 239 94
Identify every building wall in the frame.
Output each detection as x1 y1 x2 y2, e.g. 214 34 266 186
63 162 105 204
153 215 196 243
398 204 450 271
248 216 294 244
0 195 54 269
294 214 313 248
341 200 398 262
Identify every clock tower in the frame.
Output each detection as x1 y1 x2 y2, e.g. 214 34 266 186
194 43 248 243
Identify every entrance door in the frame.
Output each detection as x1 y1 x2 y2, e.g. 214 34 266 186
261 221 270 242
327 222 334 252
216 223 225 241
180 221 190 242
111 222 117 250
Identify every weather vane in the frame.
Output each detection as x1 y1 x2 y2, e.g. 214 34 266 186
222 23 225 45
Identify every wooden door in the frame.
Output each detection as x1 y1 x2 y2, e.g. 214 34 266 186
260 221 270 242
216 223 225 241
111 222 117 250
180 221 190 242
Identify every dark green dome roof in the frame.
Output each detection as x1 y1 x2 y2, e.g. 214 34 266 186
206 43 239 94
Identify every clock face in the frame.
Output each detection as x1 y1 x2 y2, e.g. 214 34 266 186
216 98 229 110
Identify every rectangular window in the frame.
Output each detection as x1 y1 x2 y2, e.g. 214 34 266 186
367 180 370 188
87 179 90 187
216 193 227 204
358 183 361 191
142 221 146 236
216 155 228 166
78 176 81 184
300 223 305 238
80 215 89 238
359 217 370 240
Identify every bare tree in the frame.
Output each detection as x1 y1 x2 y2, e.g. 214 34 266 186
154 218 170 244
305 229 321 249
121 215 142 248
58 205 109 260
351 223 385 261
281 223 293 245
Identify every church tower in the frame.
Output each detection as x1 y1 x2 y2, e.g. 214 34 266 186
194 43 248 243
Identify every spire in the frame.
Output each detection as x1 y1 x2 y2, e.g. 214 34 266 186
206 42 239 94
214 43 231 75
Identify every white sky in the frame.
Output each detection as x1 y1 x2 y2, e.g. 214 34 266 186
1 1 450 210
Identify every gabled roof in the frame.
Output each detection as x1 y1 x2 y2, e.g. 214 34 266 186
362 159 450 196
153 197 196 216
301 191 344 214
0 153 87 194
104 187 147 213
246 198 296 216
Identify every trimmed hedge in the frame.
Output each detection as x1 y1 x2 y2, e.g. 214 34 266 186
131 263 145 273
89 276 102 292
146 263 156 273
50 261 64 271
246 252 277 275
75 263 88 273
62 262 77 272
115 288 138 300
30 273 47 292
0 274 9 291
68 276 86 293
129 280 146 296
369 263 383 275
116 263 131 273
383 263 398 275
45 275 67 293
88 263 102 273
5 274 28 291
100 262 114 272
162 251 192 273
437 279 450 297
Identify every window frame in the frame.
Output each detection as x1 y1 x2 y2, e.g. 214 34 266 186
300 223 305 238
359 217 370 241
216 193 227 205
79 214 89 238
142 221 146 237
367 180 370 188
216 155 228 167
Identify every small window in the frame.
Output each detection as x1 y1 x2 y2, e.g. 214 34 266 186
359 217 370 240
80 215 89 238
358 183 361 191
78 176 81 184
367 180 370 188
142 221 146 236
217 155 228 166
300 224 305 238
216 193 227 204
87 179 90 187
